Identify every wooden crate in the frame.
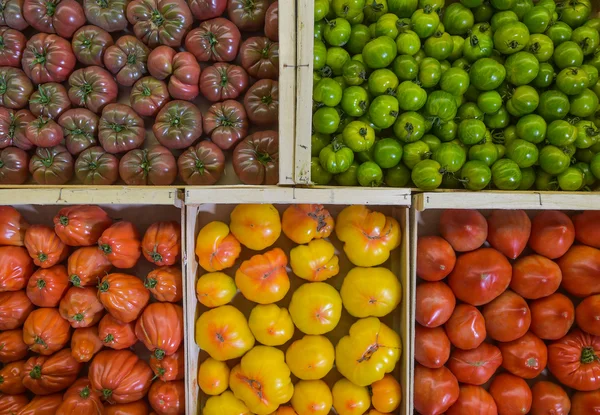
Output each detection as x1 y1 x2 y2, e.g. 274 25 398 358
184 187 412 414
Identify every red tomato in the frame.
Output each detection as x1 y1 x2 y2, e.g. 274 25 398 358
483 291 531 342
510 254 562 299
571 390 600 415
415 324 450 368
548 329 600 391
446 385 498 415
416 236 456 281
415 281 456 328
486 209 531 259
444 304 486 350
529 293 575 340
573 211 600 248
489 373 532 415
448 248 512 306
529 211 575 259
530 381 571 415
414 364 459 415
446 343 502 385
439 209 488 252
558 245 600 297
577 295 600 336
498 331 548 379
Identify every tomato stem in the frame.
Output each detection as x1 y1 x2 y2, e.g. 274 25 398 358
149 250 163 263
154 349 166 360
98 279 110 292
59 215 69 226
80 386 91 399
144 277 157 289
103 334 114 343
70 275 82 287
73 313 84 322
37 278 46 289
29 365 42 379
38 253 48 262
581 346 597 364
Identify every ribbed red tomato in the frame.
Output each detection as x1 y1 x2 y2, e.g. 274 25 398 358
0 206 28 246
67 246 113 287
59 286 104 328
22 348 82 395
22 308 71 355
16 394 62 415
26 265 69 307
144 266 182 303
0 246 33 292
415 281 456 328
135 302 183 360
98 314 137 350
0 329 27 363
97 222 142 269
486 209 531 259
416 236 456 281
439 209 487 252
142 221 181 266
71 326 103 363
0 360 26 394
149 347 184 381
0 393 29 413
483 291 531 342
24 225 69 268
447 343 502 386
529 293 574 340
415 324 450 369
98 273 150 323
148 380 185 415
0 290 33 330
548 329 600 391
529 210 575 259
56 378 104 415
53 205 113 247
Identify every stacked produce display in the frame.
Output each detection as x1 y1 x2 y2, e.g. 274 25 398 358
0 205 184 414
0 0 279 185
415 208 600 414
310 0 600 190
193 203 404 414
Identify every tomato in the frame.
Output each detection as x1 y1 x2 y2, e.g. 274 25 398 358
491 158 522 190
29 82 71 118
412 159 443 190
103 35 149 87
483 210 528 261
0 0 28 30
444 305 486 352
504 52 539 86
195 272 236 308
244 79 278 127
98 273 149 323
23 224 68 268
126 0 192 48
446 385 497 415
203 391 249 415
290 379 331 415
444 4 475 35
52 205 111 248
23 0 85 37
28 145 74 185
489 373 532 415
67 246 112 288
548 328 600 391
198 357 229 396
0 246 32 292
362 36 396 69
289 282 341 335
71 25 113 67
468 58 504 91
530 382 571 415
483 290 531 342
498 331 547 379
575 295 600 337
57 378 104 415
0 360 26 395
545 20 572 45
22 348 81 395
331 378 370 415
341 266 400 318
415 281 456 328
178 141 226 186
129 77 169 118
447 342 501 385
417 57 441 88
558 0 591 28
25 116 62 148
415 324 450 368
286 335 334 381
437 209 485 252
0 329 27 363
572 390 600 415
235 248 289 304
509 255 561 301
557 166 584 191
97 221 141 269
414 364 459 415
570 88 599 118
23 307 70 355
494 21 530 55
18 395 63 415
411 6 440 39
136 303 183 360
100 313 137 349
71 326 103 363
239 36 278 80
59 286 104 328
528 210 574 259
98 103 145 154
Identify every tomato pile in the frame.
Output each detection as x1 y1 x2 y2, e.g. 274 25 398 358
194 203 403 414
0 205 184 414
311 0 600 190
0 0 279 185
415 208 600 414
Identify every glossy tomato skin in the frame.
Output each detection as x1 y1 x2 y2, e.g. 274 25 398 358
264 1 278 41
414 364 459 415
448 247 512 306
438 209 487 252
244 79 278 126
573 211 600 248
75 146 119 185
22 34 75 84
0 27 26 67
0 68 33 109
530 293 574 340
25 116 63 147
0 246 33 292
8 110 35 150
83 0 128 32
510 254 562 299
549 329 600 391
446 385 498 415
529 210 575 259
444 304 486 350
0 147 29 184
184 18 241 62
240 37 279 80
571 390 600 415
153 100 202 150
530 381 571 415
486 209 531 259
103 35 150 87
147 46 176 80
0 0 28 30
576 295 600 336
416 236 456 281
28 82 71 118
68 66 119 114
126 0 192 48
499 331 548 379
0 290 34 330
29 145 74 185
119 146 177 186
0 329 28 362
23 0 85 37
53 205 111 247
169 51 200 100
187 0 226 20
203 100 248 151
58 109 99 156
415 324 450 368
228 0 268 31
130 76 169 118
483 290 531 342
558 245 600 298
489 373 532 415
232 131 279 185
98 103 145 154
177 141 225 185
72 25 113 67
199 63 249 102
415 281 456 328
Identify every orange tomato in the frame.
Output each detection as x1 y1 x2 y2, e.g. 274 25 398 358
289 282 342 335
364 411 390 415
236 248 290 304
197 357 229 396
230 204 281 251
340 267 401 318
281 204 334 245
196 272 237 308
248 304 295 346
270 406 298 415
332 378 370 415
371 374 402 413
285 335 334 380
195 221 241 272
335 205 400 267
290 239 339 282
195 305 255 361
290 380 332 415
203 391 251 415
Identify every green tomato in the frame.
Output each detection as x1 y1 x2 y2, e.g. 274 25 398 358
392 55 419 80
418 57 442 88
312 133 331 157
522 6 552 34
581 65 599 87
532 63 555 88
362 36 397 69
341 86 369 117
388 0 418 17
544 21 572 46
394 111 426 143
411 6 440 39
385 163 411 186
490 0 516 11
413 48 427 64
347 11 365 24
469 58 505 91
356 161 383 186
469 141 499 166
473 2 494 22
314 78 343 107
314 21 325 41
395 30 421 56
573 162 596 186
463 33 494 62
477 91 502 114
412 159 443 189
557 166 584 190
324 18 352 46
537 0 555 12
556 67 589 96
525 34 554 62
368 68 399 96
424 31 454 61
518 166 535 189
319 139 355 173
585 17 600 31
571 25 599 56
537 90 571 122
375 13 401 39
369 95 400 129
422 134 441 152
440 59 452 74
553 41 584 70
396 80 427 111
425 90 458 122
311 157 333 184
336 111 353 134
364 0 388 23
342 120 376 151
491 159 522 189
313 107 340 133
314 0 330 20
452 58 470 71
558 0 591 29
546 119 577 146
455 103 482 123
334 161 359 185
346 24 372 54
491 10 518 32
506 138 539 168
458 118 486 145
332 0 365 18
516 114 547 144
432 141 466 173
419 0 444 11
508 85 539 117
439 67 470 96
443 3 474 36
402 140 431 168
373 137 403 168
570 89 599 118
460 160 491 190
484 106 510 129
511 0 533 19
574 120 600 149
592 152 600 179
539 144 573 175
314 40 328 70
504 52 539 86
342 60 367 86
493 21 530 55
432 120 457 142
448 35 465 62
534 170 558 190
326 47 351 75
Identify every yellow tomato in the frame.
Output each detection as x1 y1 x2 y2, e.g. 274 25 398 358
195 305 255 361
332 378 371 415
364 410 390 415
230 204 281 251
269 406 298 415
291 380 332 415
230 346 294 415
281 204 334 244
335 317 401 387
235 248 290 304
290 239 339 282
335 206 401 267
371 374 402 413
289 282 342 335
248 304 295 346
196 221 242 272
198 357 230 395
285 335 334 380
196 272 237 308
340 267 401 318
204 391 252 415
